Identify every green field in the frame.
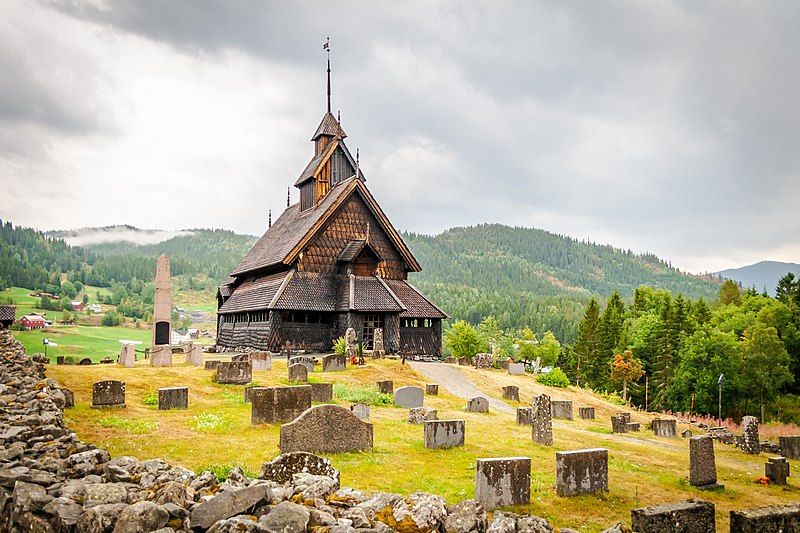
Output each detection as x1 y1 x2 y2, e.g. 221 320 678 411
13 325 151 362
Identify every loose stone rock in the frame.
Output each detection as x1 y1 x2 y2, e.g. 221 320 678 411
112 501 170 533
258 452 340 485
190 484 272 530
444 500 487 533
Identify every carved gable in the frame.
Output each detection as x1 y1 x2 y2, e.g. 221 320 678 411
298 193 407 279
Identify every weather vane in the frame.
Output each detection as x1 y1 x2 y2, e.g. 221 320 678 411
324 37 331 113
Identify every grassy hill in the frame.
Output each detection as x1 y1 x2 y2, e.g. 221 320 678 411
49 356 797 532
405 224 721 340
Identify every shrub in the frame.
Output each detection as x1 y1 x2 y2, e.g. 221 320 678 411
333 336 346 355
63 355 80 365
142 391 158 406
101 311 121 327
195 463 258 482
537 367 570 388
444 320 483 358
333 383 393 406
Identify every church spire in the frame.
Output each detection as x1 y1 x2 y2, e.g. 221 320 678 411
324 37 331 114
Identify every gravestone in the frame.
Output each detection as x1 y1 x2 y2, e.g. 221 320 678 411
502 386 520 402
373 327 385 357
215 361 252 384
258 451 340 485
765 456 789 485
289 356 315 373
555 448 608 497
345 327 357 358
517 407 532 425
408 406 438 424
579 407 595 420
611 415 628 433
740 416 761 454
251 385 312 424
350 403 370 421
322 354 346 372
631 500 715 533
627 422 641 432
730 504 800 532
689 436 721 489
443 356 455 364
158 387 188 410
394 386 424 408
288 363 308 383
204 360 220 371
652 418 678 438
118 344 136 367
186 342 204 367
682 429 693 438
279 405 373 453
150 344 172 367
250 351 272 371
458 357 472 366
377 380 393 394
78 357 92 365
475 457 531 510
780 435 800 459
425 420 465 449
310 382 333 403
551 400 573 420
92 380 126 408
99 356 113 364
508 362 525 375
425 384 439 395
62 388 74 408
466 397 489 413
474 353 492 369
244 385 268 403
531 394 553 445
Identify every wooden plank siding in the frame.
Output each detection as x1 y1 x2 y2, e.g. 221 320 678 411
298 194 408 279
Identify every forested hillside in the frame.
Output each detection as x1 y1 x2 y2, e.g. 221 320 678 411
404 224 721 341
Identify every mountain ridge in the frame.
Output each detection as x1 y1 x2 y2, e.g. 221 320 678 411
716 260 800 296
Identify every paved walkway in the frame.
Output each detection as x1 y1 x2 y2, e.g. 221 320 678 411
408 361 515 414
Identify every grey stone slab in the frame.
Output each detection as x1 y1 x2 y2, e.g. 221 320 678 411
531 394 552 445
579 407 595 420
765 456 789 485
780 435 800 459
550 400 573 420
215 361 252 384
555 448 608 497
652 418 677 438
730 503 800 533
321 354 346 372
394 386 424 408
157 387 188 410
502 386 519 402
466 397 489 413
508 362 525 375
424 420 465 449
92 380 125 408
631 499 715 533
689 436 720 489
517 407 532 425
350 403 370 421
279 405 373 453
251 386 312 424
288 363 308 383
475 457 531 510
310 382 333 403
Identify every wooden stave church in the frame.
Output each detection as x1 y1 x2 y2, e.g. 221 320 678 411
216 105 446 355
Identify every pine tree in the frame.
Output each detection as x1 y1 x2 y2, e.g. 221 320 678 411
651 295 679 411
574 298 601 388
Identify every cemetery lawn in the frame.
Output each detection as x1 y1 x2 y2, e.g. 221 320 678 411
48 358 800 532
14 325 151 361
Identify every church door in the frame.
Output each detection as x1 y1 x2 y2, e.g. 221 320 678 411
361 314 383 349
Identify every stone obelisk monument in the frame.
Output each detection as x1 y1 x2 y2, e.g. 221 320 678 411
151 254 172 366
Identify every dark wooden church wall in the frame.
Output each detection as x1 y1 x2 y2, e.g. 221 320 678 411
299 194 407 279
384 314 400 352
400 319 442 356
216 311 282 352
282 322 333 351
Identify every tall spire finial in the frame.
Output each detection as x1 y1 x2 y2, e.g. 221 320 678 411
323 37 331 113
287 186 290 207
268 209 272 228
355 147 360 180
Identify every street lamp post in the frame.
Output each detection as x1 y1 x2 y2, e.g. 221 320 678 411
717 373 725 425
43 338 49 358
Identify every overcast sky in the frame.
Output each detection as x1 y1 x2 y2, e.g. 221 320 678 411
1 1 799 273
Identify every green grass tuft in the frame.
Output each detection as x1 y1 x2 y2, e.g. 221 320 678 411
98 416 158 434
333 383 393 406
142 391 158 406
195 463 259 481
191 412 233 433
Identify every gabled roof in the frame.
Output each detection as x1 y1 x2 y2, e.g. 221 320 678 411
230 177 421 277
350 275 404 312
312 112 346 141
338 239 380 263
218 272 289 314
384 279 448 319
294 137 362 187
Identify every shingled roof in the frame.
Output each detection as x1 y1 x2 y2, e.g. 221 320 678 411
272 271 344 312
0 305 16 323
384 279 448 319
311 112 346 141
350 276 404 312
230 177 421 277
218 273 288 314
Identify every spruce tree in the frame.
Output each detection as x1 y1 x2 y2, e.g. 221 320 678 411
574 298 601 388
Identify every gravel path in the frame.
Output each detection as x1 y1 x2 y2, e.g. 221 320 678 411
408 361 515 414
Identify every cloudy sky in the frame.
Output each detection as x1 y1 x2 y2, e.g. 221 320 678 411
1 1 799 273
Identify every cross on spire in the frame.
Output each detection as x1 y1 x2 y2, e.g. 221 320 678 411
324 37 331 113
